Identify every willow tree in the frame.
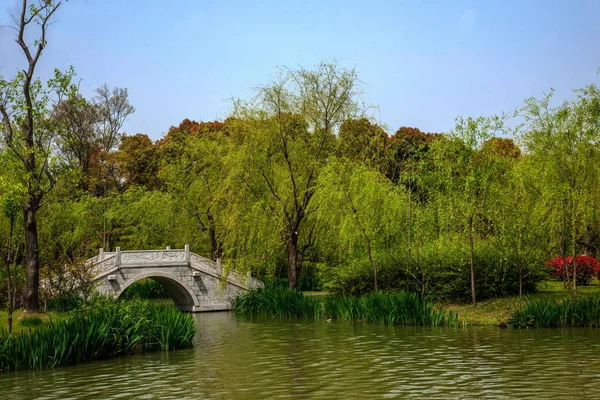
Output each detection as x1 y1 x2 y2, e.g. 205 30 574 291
0 0 77 311
159 124 229 260
316 159 405 292
228 61 366 289
0 150 26 333
489 157 547 297
521 85 600 294
429 116 506 306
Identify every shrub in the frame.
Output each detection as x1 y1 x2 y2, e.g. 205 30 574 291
545 256 600 286
46 292 85 312
320 237 544 302
18 317 43 328
120 278 171 299
507 309 534 328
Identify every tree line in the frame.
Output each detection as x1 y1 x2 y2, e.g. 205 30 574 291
1 1 600 313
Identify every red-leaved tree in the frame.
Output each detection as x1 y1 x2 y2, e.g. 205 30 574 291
546 256 600 286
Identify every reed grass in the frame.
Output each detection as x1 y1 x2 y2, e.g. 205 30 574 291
231 286 458 327
508 296 600 328
0 298 195 372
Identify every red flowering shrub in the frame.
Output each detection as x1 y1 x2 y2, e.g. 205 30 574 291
546 256 600 286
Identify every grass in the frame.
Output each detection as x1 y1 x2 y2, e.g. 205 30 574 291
231 286 458 327
508 295 600 328
0 310 63 335
0 298 196 372
444 280 600 326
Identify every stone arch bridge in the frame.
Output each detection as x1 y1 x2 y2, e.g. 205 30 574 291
90 246 261 312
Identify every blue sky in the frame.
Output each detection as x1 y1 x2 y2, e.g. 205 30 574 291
1 0 599 139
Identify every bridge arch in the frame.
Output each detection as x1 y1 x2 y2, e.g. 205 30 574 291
117 271 200 312
91 247 262 312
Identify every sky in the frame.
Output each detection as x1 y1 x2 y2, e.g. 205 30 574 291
1 0 599 140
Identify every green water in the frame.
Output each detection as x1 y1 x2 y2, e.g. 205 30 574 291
2 312 600 399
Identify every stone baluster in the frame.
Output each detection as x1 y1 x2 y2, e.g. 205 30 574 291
184 244 190 264
99 248 104 261
247 270 253 289
216 258 222 277
115 247 121 267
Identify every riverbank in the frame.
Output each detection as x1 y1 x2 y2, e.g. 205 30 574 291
234 280 600 327
444 280 600 326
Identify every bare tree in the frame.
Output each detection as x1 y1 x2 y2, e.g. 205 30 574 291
95 84 135 152
55 95 98 174
55 86 134 191
0 0 76 311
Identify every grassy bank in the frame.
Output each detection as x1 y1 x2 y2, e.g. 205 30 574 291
233 280 600 327
231 286 458 327
445 280 600 326
508 295 600 328
0 310 63 335
0 298 195 372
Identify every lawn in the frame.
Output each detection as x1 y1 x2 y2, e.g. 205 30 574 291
0 310 63 335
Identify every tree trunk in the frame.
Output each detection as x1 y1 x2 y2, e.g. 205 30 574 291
23 201 40 312
5 214 15 334
367 242 378 291
572 199 578 295
287 230 299 290
207 211 220 260
407 179 412 260
572 252 578 294
468 214 477 306
518 264 523 299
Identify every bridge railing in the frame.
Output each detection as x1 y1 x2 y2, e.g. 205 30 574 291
90 246 263 289
189 253 262 289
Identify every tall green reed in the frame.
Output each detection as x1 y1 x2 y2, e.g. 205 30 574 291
508 296 600 328
231 286 458 327
0 298 195 372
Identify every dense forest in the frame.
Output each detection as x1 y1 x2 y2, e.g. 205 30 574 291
2 55 600 308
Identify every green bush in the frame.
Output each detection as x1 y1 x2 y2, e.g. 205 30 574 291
18 317 43 328
260 262 324 292
46 293 85 312
0 297 195 372
507 309 534 328
120 278 171 299
320 237 544 302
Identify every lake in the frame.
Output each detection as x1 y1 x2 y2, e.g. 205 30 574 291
2 312 600 399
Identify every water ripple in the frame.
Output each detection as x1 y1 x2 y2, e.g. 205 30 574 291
3 313 600 399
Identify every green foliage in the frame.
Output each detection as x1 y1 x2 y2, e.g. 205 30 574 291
506 309 535 329
322 236 543 301
18 316 43 328
120 279 171 300
46 293 85 312
0 298 195 371
508 297 600 328
3 59 600 310
231 286 458 327
108 188 183 250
